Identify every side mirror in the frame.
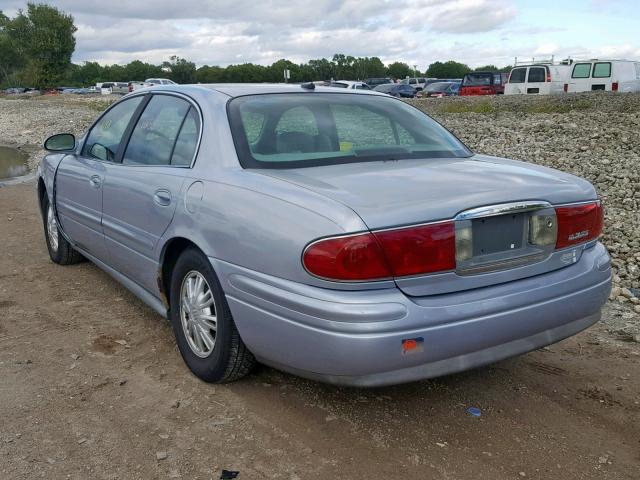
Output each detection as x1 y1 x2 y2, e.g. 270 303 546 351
44 133 76 152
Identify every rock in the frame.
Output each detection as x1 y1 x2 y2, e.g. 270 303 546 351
634 305 640 314
77 438 87 444
70 353 80 360
598 455 609 464
156 451 168 460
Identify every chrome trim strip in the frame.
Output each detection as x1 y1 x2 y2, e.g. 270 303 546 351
454 201 553 221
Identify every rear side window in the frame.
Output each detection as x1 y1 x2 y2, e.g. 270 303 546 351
84 96 144 161
528 67 546 83
593 62 611 78
171 108 200 166
572 63 592 78
123 95 191 166
509 68 526 83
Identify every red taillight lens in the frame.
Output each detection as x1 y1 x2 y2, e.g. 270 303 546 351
374 222 455 277
555 201 603 249
612 82 619 91
546 71 551 82
303 222 456 281
564 83 568 92
303 233 391 281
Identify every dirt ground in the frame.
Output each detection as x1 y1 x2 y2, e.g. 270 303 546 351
0 182 639 480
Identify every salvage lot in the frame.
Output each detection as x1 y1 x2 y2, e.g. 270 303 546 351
1 93 639 479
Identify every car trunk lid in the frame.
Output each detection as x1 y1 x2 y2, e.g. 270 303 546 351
255 155 597 295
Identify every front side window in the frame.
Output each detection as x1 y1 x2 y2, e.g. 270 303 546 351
84 96 143 161
123 95 191 166
572 63 592 78
528 67 546 83
593 62 611 78
228 93 471 169
509 68 526 83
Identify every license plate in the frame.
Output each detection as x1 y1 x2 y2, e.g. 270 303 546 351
472 214 525 257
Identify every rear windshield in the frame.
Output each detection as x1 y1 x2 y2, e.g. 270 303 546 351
462 73 492 86
228 93 471 169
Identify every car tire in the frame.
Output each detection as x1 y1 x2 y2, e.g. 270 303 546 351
169 248 255 383
42 195 84 265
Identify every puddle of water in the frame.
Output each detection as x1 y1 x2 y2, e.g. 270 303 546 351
0 146 29 179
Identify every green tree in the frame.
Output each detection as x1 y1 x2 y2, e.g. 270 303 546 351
196 65 225 83
162 55 196 84
6 3 76 88
426 60 471 78
386 61 412 80
0 11 24 86
474 64 499 72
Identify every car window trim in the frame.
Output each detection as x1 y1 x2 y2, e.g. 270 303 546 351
106 91 204 169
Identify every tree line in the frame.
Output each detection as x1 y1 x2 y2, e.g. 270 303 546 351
0 3 511 89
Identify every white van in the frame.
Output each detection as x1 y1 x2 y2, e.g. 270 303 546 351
565 60 640 93
505 64 571 95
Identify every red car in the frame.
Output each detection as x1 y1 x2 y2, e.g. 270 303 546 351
459 72 509 96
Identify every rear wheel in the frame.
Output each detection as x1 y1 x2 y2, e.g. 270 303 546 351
42 196 83 265
169 248 255 383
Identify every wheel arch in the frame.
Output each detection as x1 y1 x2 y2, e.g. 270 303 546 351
158 237 208 308
37 176 47 215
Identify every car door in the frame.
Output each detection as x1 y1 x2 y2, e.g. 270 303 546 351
54 95 145 261
568 62 592 92
101 93 201 293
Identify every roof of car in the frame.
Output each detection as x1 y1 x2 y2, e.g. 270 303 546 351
139 83 387 98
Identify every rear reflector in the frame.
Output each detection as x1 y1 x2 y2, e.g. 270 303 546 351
555 201 603 249
303 222 455 281
612 82 619 91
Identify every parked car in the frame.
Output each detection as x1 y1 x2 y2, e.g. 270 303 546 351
505 64 571 95
424 81 460 97
565 59 640 93
400 77 426 90
373 83 417 98
37 84 610 387
98 82 130 95
364 77 393 87
130 78 177 92
328 80 372 90
459 72 509 95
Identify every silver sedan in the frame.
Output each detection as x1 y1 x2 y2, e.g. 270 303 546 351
36 83 611 386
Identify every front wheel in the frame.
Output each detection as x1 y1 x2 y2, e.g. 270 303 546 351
42 196 83 265
169 248 255 383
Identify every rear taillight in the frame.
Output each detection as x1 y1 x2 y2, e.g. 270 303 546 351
564 83 568 92
555 201 603 249
612 82 619 91
373 222 456 277
303 233 390 281
546 71 551 83
303 222 455 281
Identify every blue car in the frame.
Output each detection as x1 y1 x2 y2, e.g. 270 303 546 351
37 84 611 386
373 83 417 98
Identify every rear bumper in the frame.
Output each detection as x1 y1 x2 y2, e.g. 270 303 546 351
212 242 611 387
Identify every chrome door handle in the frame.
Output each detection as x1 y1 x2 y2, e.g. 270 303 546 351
89 175 102 188
153 189 172 206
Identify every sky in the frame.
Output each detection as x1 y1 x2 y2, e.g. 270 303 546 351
2 0 639 69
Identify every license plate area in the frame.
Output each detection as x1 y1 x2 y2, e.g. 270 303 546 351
455 202 557 275
472 214 525 256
